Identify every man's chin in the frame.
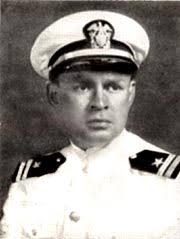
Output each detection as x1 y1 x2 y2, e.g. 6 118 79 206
81 130 117 149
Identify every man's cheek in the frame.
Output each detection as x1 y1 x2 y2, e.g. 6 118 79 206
59 97 75 112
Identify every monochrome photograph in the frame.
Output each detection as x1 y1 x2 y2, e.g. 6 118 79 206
1 1 180 238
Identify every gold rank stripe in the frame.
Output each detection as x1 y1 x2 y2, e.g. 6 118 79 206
163 155 180 178
15 161 26 182
157 154 176 177
21 159 34 180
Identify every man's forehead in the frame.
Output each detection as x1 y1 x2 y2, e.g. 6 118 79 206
58 70 131 82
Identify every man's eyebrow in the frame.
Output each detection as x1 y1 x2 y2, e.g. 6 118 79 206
69 75 93 84
103 78 127 84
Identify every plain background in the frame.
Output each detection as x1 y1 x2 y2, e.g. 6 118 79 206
1 0 180 211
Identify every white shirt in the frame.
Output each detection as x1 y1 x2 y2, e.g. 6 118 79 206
1 130 180 239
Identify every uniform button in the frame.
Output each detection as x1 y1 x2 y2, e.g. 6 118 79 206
69 211 80 222
82 166 88 173
32 229 37 236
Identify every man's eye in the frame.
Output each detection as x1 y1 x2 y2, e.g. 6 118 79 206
105 84 122 92
74 85 90 92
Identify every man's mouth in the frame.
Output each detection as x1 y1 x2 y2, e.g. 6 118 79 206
87 119 112 129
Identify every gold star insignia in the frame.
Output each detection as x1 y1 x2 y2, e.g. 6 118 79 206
151 158 164 168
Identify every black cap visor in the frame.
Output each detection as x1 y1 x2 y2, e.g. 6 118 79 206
49 55 138 81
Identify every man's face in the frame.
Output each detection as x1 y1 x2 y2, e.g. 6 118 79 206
48 70 136 149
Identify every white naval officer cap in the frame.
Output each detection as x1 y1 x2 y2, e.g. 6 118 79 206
30 10 150 80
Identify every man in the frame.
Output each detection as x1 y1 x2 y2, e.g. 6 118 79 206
0 10 180 239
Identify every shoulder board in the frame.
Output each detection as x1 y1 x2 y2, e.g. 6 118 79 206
129 150 180 179
11 152 66 183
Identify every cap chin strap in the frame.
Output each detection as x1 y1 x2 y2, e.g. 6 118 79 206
49 57 138 81
51 48 138 70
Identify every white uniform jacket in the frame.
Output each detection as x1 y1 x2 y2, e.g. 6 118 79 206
1 130 180 239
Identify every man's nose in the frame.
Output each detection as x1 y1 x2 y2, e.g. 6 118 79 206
90 87 108 110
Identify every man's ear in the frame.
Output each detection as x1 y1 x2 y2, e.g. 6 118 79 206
128 80 136 107
46 82 59 106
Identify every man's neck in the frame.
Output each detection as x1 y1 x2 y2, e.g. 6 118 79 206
70 129 127 152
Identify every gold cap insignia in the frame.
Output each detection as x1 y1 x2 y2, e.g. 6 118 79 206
83 20 114 49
